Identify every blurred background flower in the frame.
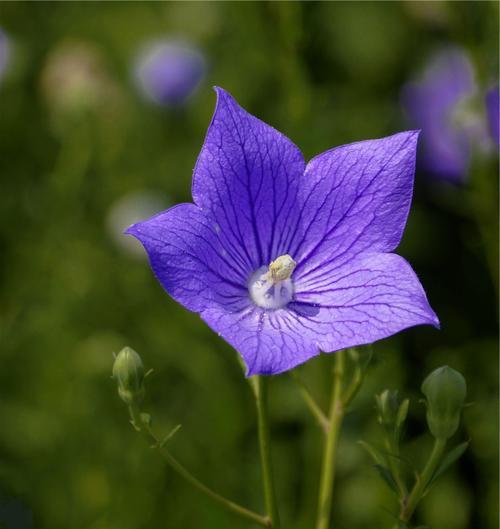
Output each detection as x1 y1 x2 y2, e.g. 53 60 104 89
40 40 121 119
134 38 206 107
401 46 498 184
486 86 499 146
0 27 11 83
401 47 481 183
106 190 169 259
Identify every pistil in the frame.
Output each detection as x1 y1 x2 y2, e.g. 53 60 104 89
249 255 296 310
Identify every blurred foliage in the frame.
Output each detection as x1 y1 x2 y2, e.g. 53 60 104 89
0 2 498 529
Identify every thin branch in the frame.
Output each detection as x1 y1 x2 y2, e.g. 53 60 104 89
291 370 329 433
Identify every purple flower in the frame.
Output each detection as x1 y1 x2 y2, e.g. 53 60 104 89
134 39 206 107
127 88 439 376
401 47 478 183
486 86 499 147
0 27 11 82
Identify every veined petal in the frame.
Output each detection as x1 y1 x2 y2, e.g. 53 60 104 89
293 252 439 353
201 306 320 376
292 131 419 282
192 87 305 270
126 203 250 313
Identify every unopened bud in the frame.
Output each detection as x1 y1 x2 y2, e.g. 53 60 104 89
112 347 145 405
421 366 466 439
376 389 400 427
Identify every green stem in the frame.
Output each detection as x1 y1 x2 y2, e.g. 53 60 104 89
315 350 346 529
341 363 362 409
399 437 447 523
291 370 329 433
385 435 407 498
128 405 269 527
254 376 280 528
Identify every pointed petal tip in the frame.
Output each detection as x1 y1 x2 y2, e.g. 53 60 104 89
397 129 420 143
213 85 229 98
124 223 139 237
123 224 135 236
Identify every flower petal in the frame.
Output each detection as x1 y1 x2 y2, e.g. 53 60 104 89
292 131 419 282
192 87 305 271
201 306 320 376
126 203 250 312
293 252 439 353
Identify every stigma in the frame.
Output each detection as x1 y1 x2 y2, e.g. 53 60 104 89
249 254 296 310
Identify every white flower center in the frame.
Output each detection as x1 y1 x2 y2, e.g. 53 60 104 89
249 254 296 310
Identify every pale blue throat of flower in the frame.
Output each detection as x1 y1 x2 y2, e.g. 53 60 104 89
249 254 296 310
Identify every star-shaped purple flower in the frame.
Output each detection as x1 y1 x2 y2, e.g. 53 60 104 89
127 88 439 376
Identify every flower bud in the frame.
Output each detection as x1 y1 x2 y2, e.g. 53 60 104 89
112 347 145 405
376 389 400 427
421 366 466 439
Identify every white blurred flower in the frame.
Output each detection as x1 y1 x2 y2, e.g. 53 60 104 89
107 191 169 258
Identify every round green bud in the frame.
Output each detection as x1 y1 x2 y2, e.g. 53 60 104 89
112 347 145 405
421 366 466 439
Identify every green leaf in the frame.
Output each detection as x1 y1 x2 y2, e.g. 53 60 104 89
428 440 469 487
159 424 182 448
373 464 399 494
358 440 386 466
396 398 409 430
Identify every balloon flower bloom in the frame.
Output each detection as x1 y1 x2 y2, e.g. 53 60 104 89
135 39 206 107
486 86 499 147
401 47 490 183
127 88 439 375
0 27 11 83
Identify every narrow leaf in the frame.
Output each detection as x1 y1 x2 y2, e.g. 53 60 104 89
396 399 409 430
358 440 386 466
373 464 399 494
159 424 182 448
428 440 469 487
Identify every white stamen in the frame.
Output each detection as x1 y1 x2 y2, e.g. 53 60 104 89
249 254 296 310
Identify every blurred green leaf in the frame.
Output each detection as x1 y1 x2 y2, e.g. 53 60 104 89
373 464 399 494
427 441 470 489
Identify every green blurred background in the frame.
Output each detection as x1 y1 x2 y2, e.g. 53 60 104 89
0 2 498 529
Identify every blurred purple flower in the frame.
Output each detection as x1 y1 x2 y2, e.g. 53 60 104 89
0 28 11 82
486 86 499 147
401 47 478 183
135 39 206 107
127 88 438 376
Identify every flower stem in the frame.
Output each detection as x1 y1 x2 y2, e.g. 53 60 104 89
254 376 280 528
398 436 447 524
290 370 329 433
315 350 346 529
128 404 269 527
385 435 407 498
